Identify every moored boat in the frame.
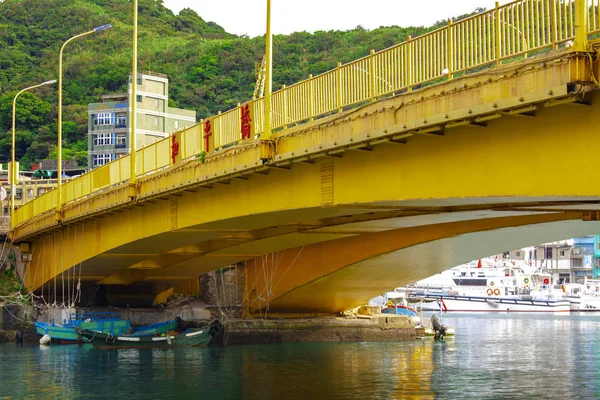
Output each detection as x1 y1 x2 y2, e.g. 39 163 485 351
35 311 128 343
409 293 571 314
75 321 221 349
35 312 185 343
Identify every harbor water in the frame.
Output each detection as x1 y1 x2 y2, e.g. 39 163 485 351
2 313 600 399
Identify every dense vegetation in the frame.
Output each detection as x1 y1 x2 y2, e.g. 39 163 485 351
0 253 22 298
0 0 483 168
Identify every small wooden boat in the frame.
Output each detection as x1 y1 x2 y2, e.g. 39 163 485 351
35 312 184 344
75 325 217 349
35 311 128 343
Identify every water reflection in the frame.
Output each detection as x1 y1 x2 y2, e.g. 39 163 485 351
2 314 600 399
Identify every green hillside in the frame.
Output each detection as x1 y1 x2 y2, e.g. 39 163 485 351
0 0 482 168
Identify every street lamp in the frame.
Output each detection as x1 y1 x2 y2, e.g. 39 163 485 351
264 0 273 139
11 80 57 229
57 23 112 218
130 0 138 187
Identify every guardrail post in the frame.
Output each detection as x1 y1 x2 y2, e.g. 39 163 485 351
446 19 454 80
550 0 558 50
407 36 413 91
282 85 287 128
369 49 377 101
308 74 314 122
336 62 343 113
154 139 158 169
217 111 222 148
573 0 589 51
495 1 501 65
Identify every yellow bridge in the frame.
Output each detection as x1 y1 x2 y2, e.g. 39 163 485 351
11 0 600 313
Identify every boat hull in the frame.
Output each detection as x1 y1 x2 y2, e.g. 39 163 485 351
76 328 213 349
34 318 180 343
413 294 571 314
35 323 80 342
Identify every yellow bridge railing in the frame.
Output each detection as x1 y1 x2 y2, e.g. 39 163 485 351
12 0 599 229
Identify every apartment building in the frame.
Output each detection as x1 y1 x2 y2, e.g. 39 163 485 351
87 72 196 168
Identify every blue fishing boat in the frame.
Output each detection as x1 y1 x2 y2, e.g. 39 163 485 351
35 311 184 344
35 311 129 343
381 304 419 318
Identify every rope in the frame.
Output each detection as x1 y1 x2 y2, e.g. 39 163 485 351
66 225 70 309
53 231 57 306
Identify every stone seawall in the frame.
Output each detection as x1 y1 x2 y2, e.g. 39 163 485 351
0 304 36 343
220 315 417 345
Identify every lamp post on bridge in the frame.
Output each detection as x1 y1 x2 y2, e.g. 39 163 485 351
57 24 112 220
263 0 273 139
11 80 57 230
130 0 138 188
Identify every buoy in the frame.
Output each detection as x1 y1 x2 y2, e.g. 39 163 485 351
39 334 51 345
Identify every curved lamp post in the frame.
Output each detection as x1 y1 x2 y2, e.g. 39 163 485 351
57 24 111 218
11 80 57 230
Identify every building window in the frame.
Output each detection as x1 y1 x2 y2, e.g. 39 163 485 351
560 250 566 257
516 251 521 257
93 113 115 126
137 77 143 85
92 154 115 167
38 188 46 196
27 188 34 199
572 258 583 268
137 95 143 102
116 134 126 148
116 115 127 128
545 247 553 259
93 133 114 146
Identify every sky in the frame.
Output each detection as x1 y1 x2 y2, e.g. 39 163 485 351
163 0 511 38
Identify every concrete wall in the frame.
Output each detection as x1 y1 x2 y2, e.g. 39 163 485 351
0 216 9 235
200 267 244 309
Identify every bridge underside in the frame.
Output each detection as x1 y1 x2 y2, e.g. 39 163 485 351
17 49 600 312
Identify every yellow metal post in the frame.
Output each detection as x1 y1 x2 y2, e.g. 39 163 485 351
573 0 589 51
263 0 273 139
446 19 454 80
337 62 343 112
308 74 314 122
369 49 376 100
57 24 111 219
282 85 287 128
130 0 138 187
550 0 558 50
495 2 501 65
407 36 413 91
11 80 56 230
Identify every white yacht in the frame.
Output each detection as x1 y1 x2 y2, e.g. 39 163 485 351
402 261 571 314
